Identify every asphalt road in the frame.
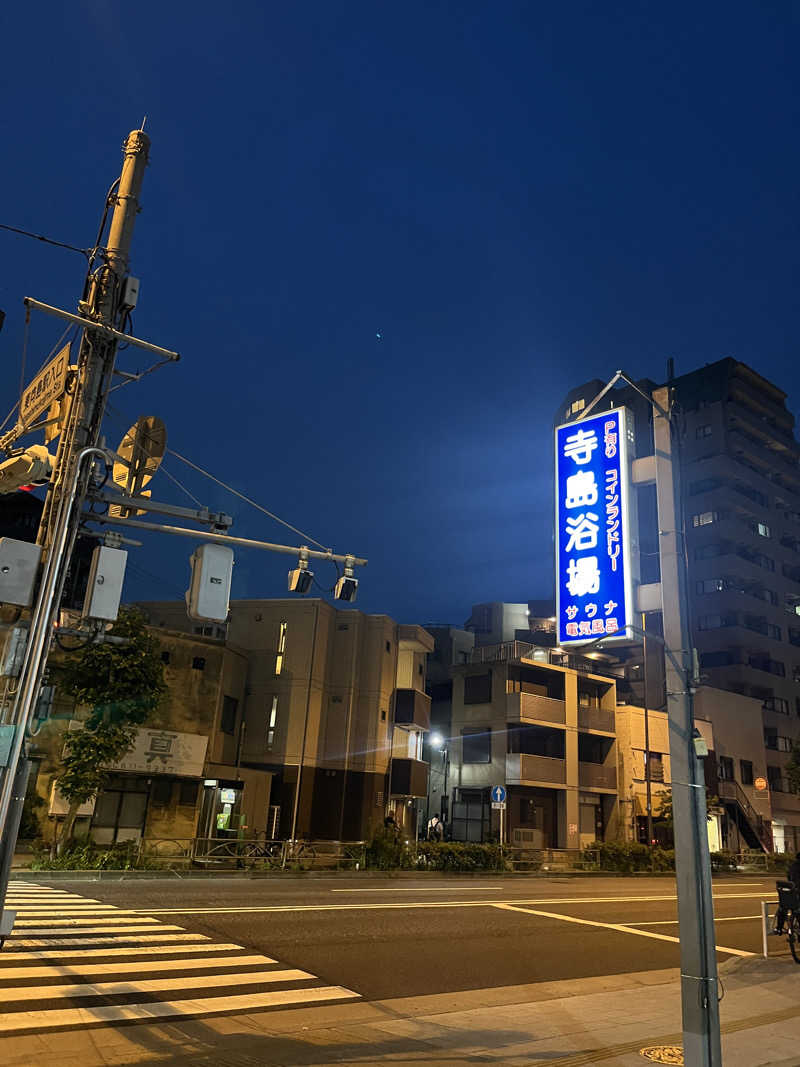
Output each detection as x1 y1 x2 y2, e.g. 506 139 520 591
44 873 777 1001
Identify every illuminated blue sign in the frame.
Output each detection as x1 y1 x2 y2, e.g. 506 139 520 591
555 407 634 646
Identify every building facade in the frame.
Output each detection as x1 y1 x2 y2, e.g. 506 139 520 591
446 643 619 850
137 599 433 841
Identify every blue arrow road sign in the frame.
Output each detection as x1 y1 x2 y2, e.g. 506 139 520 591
491 785 506 804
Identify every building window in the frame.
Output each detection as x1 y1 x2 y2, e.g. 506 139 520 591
696 425 713 438
690 477 723 495
768 766 784 792
764 697 790 716
462 727 491 763
464 673 492 705
646 752 664 782
695 544 723 560
698 614 735 630
381 709 386 721
386 640 391 653
192 657 205 671
179 781 198 806
267 696 278 750
275 622 288 676
740 760 754 786
692 511 718 527
719 756 735 781
161 651 170 664
220 695 238 735
756 523 771 539
696 579 724 594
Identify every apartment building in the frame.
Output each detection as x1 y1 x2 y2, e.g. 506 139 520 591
446 642 620 849
559 358 800 851
138 599 433 841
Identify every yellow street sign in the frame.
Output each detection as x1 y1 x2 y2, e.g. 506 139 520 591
20 344 70 430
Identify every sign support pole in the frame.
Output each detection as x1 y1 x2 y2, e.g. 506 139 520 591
651 386 721 1067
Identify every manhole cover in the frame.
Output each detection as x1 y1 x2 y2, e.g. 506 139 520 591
640 1047 684 1065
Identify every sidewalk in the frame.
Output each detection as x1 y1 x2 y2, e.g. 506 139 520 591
1 956 798 1066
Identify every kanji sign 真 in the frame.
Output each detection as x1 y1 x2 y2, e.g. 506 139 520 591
555 407 634 646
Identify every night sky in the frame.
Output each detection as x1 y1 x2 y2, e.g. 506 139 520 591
1 3 797 626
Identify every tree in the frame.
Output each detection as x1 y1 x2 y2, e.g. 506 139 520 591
54 607 166 846
656 788 720 832
786 743 800 796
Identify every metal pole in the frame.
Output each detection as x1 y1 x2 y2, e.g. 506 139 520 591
642 611 654 849
652 385 722 1067
337 615 358 842
289 600 320 848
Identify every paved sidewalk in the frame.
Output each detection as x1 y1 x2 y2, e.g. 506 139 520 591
0 956 798 1066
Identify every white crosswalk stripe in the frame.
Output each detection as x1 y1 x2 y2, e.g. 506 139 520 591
0 881 360 1034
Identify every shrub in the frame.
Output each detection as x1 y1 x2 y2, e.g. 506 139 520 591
365 828 409 870
415 842 509 872
583 840 675 873
31 840 160 871
710 850 738 872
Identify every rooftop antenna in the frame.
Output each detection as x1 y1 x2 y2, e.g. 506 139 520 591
139 116 148 131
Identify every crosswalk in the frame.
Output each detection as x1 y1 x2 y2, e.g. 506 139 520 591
0 881 359 1035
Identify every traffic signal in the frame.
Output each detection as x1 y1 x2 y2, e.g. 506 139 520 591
186 544 234 622
0 445 54 494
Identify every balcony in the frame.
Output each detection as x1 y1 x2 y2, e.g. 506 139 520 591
578 705 615 733
390 758 428 798
579 762 617 791
508 691 566 726
506 752 566 786
394 688 431 731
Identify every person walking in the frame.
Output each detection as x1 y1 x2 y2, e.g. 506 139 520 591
427 814 444 842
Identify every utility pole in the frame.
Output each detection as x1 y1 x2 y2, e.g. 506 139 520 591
652 385 722 1067
0 130 150 938
641 611 654 849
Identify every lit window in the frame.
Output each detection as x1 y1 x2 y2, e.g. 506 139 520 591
692 511 717 527
267 696 278 750
275 621 288 675
757 523 771 538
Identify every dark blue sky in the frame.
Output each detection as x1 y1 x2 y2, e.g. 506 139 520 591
1 3 798 625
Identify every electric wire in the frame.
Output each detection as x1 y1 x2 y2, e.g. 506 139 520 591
167 448 332 552
0 221 90 258
103 404 204 507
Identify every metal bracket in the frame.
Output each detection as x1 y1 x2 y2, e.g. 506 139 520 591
88 488 233 529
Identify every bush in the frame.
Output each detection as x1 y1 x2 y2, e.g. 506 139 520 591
583 841 675 873
364 834 511 872
710 850 738 872
415 842 509 872
30 840 159 871
365 828 410 870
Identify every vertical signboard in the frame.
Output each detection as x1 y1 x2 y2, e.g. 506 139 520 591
555 407 634 646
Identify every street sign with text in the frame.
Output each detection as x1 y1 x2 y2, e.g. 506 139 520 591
20 344 70 430
555 406 636 646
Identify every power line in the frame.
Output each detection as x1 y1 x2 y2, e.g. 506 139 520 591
0 222 90 258
167 448 332 552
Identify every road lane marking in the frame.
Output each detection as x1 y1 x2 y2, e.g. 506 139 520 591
331 885 507 892
6 924 189 938
13 932 211 948
0 985 359 1035
633 915 759 926
1 967 315 1004
126 891 774 916
0 953 277 980
0 942 244 962
492 902 754 957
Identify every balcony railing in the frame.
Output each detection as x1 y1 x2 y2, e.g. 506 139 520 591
577 705 615 733
578 762 617 790
508 691 566 726
389 758 428 798
394 688 431 731
506 752 566 785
